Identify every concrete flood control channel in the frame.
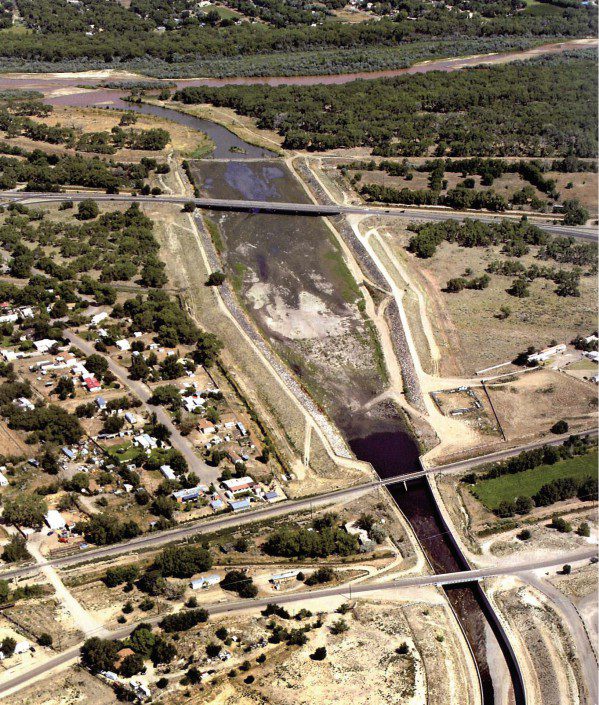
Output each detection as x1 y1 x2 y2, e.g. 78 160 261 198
188 156 418 463
27 96 525 704
190 155 524 703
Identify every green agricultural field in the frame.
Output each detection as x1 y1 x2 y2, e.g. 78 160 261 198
473 451 598 509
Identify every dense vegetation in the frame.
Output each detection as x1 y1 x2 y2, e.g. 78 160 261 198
464 436 598 515
175 51 596 156
0 0 593 75
263 513 359 558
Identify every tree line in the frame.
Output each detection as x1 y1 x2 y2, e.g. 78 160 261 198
174 51 597 157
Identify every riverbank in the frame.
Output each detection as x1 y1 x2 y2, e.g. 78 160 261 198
0 38 593 87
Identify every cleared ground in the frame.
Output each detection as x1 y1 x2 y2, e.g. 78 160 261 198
486 369 597 440
3 666 116 705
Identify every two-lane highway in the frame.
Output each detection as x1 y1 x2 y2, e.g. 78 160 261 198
0 546 595 699
2 191 597 241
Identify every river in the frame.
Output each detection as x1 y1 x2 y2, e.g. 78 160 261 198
0 38 591 93
144 102 521 704
26 93 524 703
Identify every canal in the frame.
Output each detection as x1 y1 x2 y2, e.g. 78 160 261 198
46 92 525 705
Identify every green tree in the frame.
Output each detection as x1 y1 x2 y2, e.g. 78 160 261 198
2 535 31 563
3 494 47 527
562 199 589 226
119 652 144 677
77 199 99 221
206 271 226 286
80 637 120 673
154 545 212 578
311 646 327 660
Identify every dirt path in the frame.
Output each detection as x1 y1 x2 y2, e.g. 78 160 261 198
28 541 108 639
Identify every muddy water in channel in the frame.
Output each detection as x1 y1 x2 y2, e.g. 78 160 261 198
142 104 520 705
24 95 520 703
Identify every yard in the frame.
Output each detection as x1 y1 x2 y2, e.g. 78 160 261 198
472 451 598 509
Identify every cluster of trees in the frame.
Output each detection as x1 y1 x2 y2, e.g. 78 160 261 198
445 274 489 293
263 513 359 558
354 156 596 213
541 236 596 267
1 0 594 72
153 545 212 578
0 96 170 156
0 147 161 193
159 608 209 632
406 219 595 297
220 569 258 598
76 127 170 154
487 259 583 298
2 493 48 527
76 512 142 545
3 404 83 445
118 290 223 363
466 436 596 483
406 218 549 259
174 51 596 157
81 625 177 677
361 183 509 211
494 474 597 518
465 437 598 516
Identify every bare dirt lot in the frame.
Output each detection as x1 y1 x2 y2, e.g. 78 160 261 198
486 369 597 440
0 419 29 456
158 592 477 705
3 666 116 705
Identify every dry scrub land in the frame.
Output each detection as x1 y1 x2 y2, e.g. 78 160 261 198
381 227 597 377
4 104 213 162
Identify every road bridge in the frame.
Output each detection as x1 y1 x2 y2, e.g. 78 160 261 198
2 191 597 241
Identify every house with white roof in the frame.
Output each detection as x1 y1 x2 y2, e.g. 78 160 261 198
91 312 108 325
45 510 67 531
33 339 58 354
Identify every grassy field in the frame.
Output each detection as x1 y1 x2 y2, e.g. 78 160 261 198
473 451 598 509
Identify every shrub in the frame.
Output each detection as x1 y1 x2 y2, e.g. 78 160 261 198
577 522 590 537
160 608 209 633
330 619 349 635
311 646 327 660
517 529 532 541
550 515 572 533
551 420 569 434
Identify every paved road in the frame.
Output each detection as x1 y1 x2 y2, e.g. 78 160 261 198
64 330 217 483
4 191 597 241
1 429 595 581
526 575 598 705
420 428 599 475
0 547 595 699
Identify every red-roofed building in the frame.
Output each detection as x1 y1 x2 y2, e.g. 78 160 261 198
83 376 101 391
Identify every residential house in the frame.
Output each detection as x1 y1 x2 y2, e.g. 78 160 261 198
222 476 256 495
45 510 67 531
